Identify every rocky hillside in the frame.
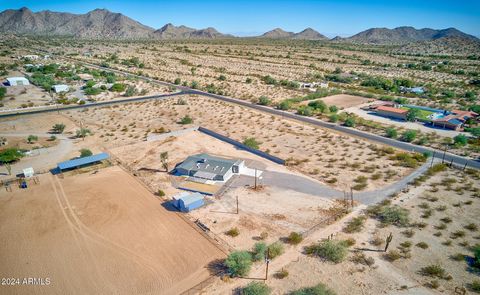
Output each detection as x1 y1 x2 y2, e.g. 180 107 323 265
341 26 478 44
0 7 154 38
260 27 327 40
395 36 480 56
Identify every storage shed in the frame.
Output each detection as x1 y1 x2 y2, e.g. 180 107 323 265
53 84 69 93
6 77 30 86
172 192 205 212
57 153 109 172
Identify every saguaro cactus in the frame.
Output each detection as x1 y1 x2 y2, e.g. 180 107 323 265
384 232 393 252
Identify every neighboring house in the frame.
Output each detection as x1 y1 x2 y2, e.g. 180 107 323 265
300 82 329 90
374 105 408 120
6 77 30 86
175 153 244 182
53 84 69 93
172 192 205 212
400 86 425 94
431 110 478 130
21 54 39 60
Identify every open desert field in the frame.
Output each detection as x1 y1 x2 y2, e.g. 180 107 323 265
0 166 224 295
318 94 372 109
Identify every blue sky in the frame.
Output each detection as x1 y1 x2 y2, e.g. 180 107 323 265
2 0 479 37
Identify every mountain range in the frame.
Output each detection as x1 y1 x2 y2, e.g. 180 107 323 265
0 7 478 44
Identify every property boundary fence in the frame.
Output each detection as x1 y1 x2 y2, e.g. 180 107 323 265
180 271 225 295
198 127 285 165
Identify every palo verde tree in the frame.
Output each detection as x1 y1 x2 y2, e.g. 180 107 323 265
52 123 66 134
76 128 92 141
160 152 169 172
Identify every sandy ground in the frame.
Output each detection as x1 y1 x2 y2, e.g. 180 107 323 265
0 166 224 295
320 94 372 109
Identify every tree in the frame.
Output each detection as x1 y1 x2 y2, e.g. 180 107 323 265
243 282 271 295
79 149 93 158
124 86 136 97
27 135 38 144
110 83 126 92
160 152 169 171
52 123 66 134
401 130 417 142
277 100 292 110
329 105 338 113
4 162 11 175
174 78 181 85
344 117 356 127
0 148 23 163
76 128 91 140
179 115 193 125
453 134 468 146
308 100 327 113
190 81 199 89
225 251 252 277
297 106 313 116
257 96 271 106
406 109 419 122
386 127 398 139
329 114 339 123
243 137 260 149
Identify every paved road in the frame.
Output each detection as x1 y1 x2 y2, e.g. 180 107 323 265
12 54 480 170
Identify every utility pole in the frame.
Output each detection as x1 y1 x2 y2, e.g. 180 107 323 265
264 248 270 280
442 146 447 163
463 160 468 171
430 150 436 167
254 168 257 190
236 195 239 214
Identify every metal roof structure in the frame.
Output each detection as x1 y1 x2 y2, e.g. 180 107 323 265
57 153 109 170
53 84 69 93
176 153 242 177
6 77 30 86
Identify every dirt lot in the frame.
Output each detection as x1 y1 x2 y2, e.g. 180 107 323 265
319 94 372 109
0 166 224 295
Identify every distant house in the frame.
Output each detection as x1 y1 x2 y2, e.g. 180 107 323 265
175 153 244 182
400 86 425 94
172 192 205 212
22 54 39 60
6 77 30 86
300 82 328 90
374 105 408 120
431 110 478 130
53 84 69 93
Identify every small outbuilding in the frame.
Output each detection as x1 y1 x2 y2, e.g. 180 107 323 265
172 192 205 212
6 77 30 86
23 167 34 178
53 84 69 93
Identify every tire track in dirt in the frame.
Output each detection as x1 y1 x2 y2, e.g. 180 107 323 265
49 175 106 293
52 175 166 292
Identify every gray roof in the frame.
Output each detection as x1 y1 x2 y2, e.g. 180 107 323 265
177 153 242 177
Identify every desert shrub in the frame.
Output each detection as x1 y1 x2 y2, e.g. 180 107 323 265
416 242 429 249
179 115 193 124
289 283 336 295
157 189 165 197
305 240 348 263
343 216 366 233
427 280 440 289
329 114 339 122
384 250 402 261
469 280 480 293
401 130 417 142
344 117 356 127
473 244 480 268
450 230 466 239
257 96 271 106
259 231 268 240
79 148 93 158
267 241 284 259
242 281 271 295
252 242 267 261
110 83 126 92
368 205 409 226
465 223 478 232
243 137 261 149
402 229 415 238
226 227 240 237
386 127 398 139
450 253 465 261
275 268 289 279
419 264 447 279
287 232 303 245
351 252 375 267
225 251 252 277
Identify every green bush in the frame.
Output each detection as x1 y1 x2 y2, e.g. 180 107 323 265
243 137 261 149
287 232 303 245
419 264 447 279
453 134 468 146
0 148 23 163
305 240 348 263
329 114 339 123
289 283 337 295
267 241 284 259
179 115 193 125
297 106 314 116
469 280 480 293
225 251 252 277
225 227 240 237
386 127 398 139
0 87 6 99
257 96 272 106
343 216 367 233
252 242 267 261
377 205 410 226
401 130 417 142
243 281 271 295
110 83 126 92
344 117 356 127
79 148 93 158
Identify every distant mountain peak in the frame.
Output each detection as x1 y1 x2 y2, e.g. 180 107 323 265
260 27 327 40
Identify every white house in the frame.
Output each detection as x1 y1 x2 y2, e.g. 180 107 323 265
6 77 30 86
22 55 39 60
53 84 69 93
